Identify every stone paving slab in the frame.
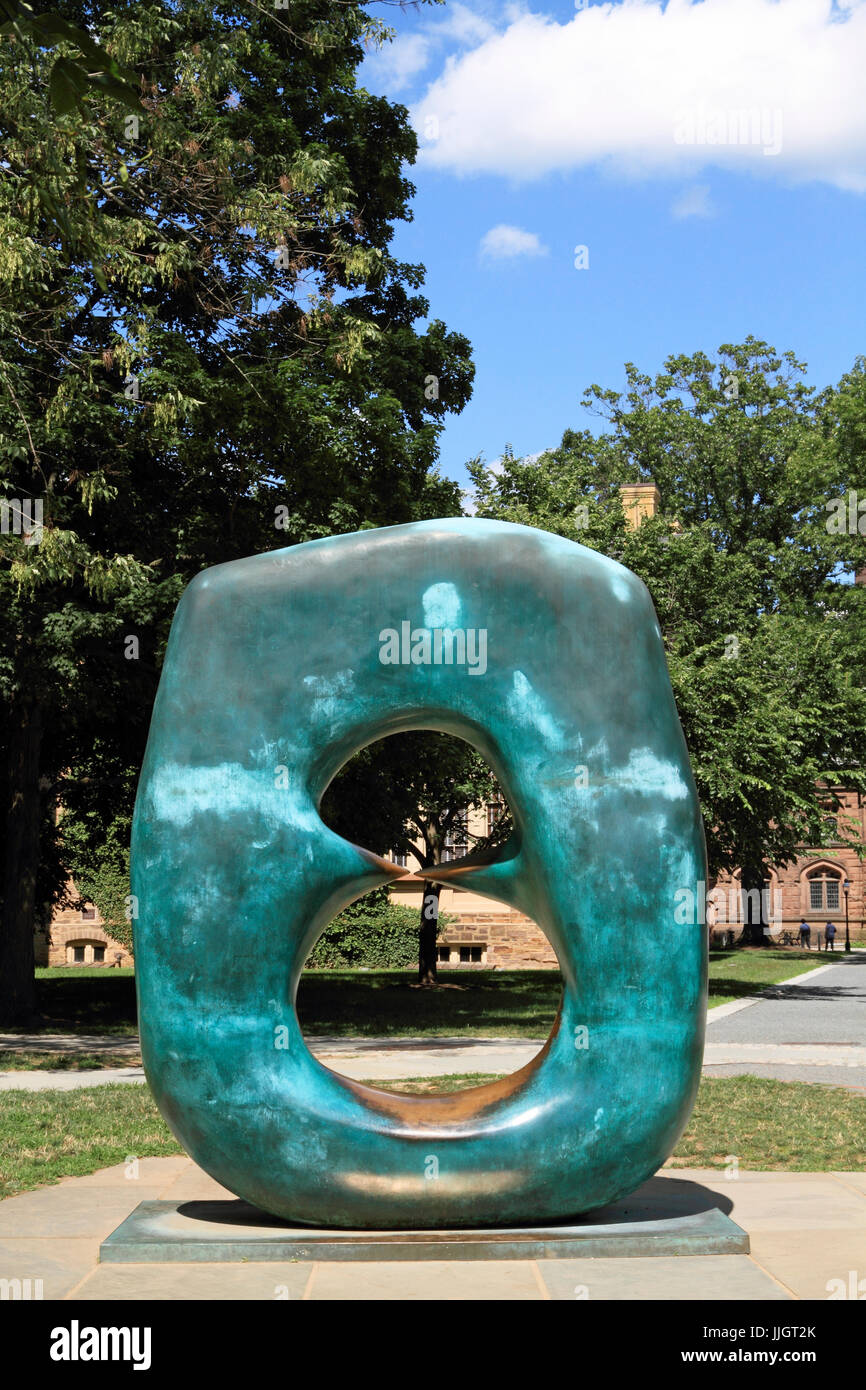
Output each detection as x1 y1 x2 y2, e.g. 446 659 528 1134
0 1237 101 1300
1 1158 863 1300
74 1261 313 1301
0 1186 177 1239
536 1254 789 1301
306 1259 546 1300
746 1231 866 1301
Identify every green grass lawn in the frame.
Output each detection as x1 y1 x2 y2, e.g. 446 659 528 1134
0 1084 180 1198
8 967 139 1036
1 1074 862 1199
668 1074 866 1171
6 950 837 1041
706 947 835 1008
297 969 558 1037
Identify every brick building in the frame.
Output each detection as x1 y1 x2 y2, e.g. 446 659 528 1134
707 785 865 948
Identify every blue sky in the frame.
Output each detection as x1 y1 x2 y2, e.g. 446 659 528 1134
359 0 866 492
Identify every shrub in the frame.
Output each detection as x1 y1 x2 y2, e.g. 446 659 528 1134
306 889 445 970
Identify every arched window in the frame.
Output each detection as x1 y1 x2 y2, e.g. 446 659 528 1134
805 865 842 914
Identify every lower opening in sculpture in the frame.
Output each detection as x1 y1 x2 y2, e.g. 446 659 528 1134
297 882 559 1098
305 729 563 1097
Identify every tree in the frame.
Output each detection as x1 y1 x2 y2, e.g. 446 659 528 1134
321 732 511 983
0 0 473 1023
470 340 866 943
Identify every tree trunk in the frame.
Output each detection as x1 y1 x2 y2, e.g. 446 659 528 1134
740 862 768 947
418 880 441 985
0 700 43 1025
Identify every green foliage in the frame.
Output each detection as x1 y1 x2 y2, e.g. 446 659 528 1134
470 338 866 881
0 2 140 113
61 790 134 954
0 1 474 1019
321 730 511 870
305 888 443 970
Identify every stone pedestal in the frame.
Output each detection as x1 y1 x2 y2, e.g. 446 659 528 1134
101 1198 749 1264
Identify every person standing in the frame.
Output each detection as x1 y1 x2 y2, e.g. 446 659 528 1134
799 919 812 950
824 921 837 952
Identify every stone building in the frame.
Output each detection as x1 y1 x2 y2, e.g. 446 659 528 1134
36 881 133 968
387 802 557 970
388 787 865 966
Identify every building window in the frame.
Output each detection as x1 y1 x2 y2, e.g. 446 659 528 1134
391 851 408 868
806 868 842 913
459 945 483 963
93 946 105 963
442 811 468 863
73 946 85 963
437 946 451 963
81 905 97 920
487 794 504 838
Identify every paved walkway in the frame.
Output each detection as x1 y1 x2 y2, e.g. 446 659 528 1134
1 1155 863 1299
0 1033 140 1055
2 956 863 1092
703 955 866 1090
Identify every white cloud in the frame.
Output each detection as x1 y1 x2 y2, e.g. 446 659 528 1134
671 183 715 219
413 0 866 193
362 2 495 93
437 2 497 46
364 32 431 92
480 224 548 259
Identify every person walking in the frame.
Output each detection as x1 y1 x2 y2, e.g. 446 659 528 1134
824 921 837 952
799 919 812 950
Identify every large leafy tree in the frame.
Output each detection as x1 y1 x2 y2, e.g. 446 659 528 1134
470 340 866 942
0 0 472 1022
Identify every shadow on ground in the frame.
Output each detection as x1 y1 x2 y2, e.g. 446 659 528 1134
178 1175 733 1233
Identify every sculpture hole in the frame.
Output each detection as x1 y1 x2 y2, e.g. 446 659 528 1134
298 731 560 1096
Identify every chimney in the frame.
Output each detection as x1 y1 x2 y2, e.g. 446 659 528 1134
620 481 661 531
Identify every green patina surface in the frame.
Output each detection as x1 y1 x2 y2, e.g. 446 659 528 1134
131 518 707 1228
